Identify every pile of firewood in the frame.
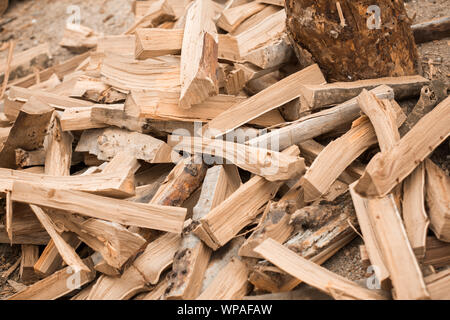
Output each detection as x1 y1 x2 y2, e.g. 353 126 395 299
0 0 449 300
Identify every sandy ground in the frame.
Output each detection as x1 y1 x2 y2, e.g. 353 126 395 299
0 0 449 299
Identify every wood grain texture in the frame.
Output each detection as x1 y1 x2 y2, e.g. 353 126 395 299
355 96 450 197
203 64 325 138
179 0 218 109
255 238 387 300
11 181 187 233
403 164 429 257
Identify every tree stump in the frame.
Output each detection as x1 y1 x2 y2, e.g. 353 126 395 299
285 0 419 82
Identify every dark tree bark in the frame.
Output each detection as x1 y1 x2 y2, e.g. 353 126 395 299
285 0 419 82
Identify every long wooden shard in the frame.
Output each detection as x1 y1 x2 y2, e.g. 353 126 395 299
349 184 390 287
76 127 180 163
29 205 89 273
425 159 450 242
302 104 405 202
0 167 136 198
355 96 450 197
248 85 395 150
254 239 387 300
357 90 400 152
11 181 187 233
45 115 73 176
165 165 240 300
403 164 430 257
203 64 326 138
299 75 428 110
124 91 283 127
179 0 218 109
168 135 305 181
365 194 430 300
33 232 81 277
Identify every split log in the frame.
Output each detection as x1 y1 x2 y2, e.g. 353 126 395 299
355 96 450 197
220 8 286 61
60 106 110 131
257 0 283 6
11 181 187 233
30 205 89 273
230 5 278 36
412 16 450 44
299 75 428 111
0 97 54 169
168 135 305 181
165 165 240 299
425 159 450 242
285 0 418 81
349 185 390 288
365 194 429 300
179 0 218 109
357 89 400 152
0 167 136 198
248 85 394 151
8 257 96 300
203 64 325 138
45 115 73 176
197 237 246 298
33 232 81 278
243 34 294 70
403 164 429 258
254 239 387 300
248 194 359 293
124 91 284 127
75 127 180 163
